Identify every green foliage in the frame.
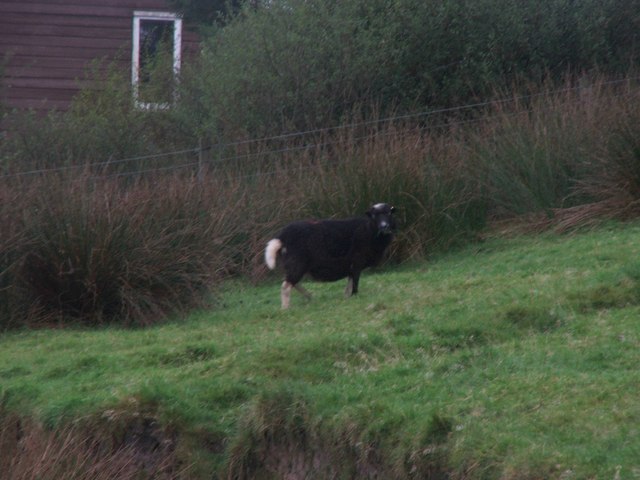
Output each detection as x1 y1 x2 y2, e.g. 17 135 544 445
136 36 177 107
1 1 640 474
182 0 639 139
0 60 196 175
167 0 248 28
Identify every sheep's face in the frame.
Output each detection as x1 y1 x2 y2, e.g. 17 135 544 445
367 203 396 236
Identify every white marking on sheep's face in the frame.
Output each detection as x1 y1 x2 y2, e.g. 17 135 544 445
367 203 396 235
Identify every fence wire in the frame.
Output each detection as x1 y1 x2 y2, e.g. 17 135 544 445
1 76 638 181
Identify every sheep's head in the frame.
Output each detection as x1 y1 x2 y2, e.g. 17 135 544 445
367 203 396 236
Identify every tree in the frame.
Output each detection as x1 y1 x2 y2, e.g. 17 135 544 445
167 0 256 27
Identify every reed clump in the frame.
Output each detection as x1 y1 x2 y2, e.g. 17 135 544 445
1 77 638 327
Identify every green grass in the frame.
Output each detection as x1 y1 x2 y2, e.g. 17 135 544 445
2 223 640 478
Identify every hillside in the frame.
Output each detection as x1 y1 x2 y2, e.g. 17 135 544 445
1 223 640 478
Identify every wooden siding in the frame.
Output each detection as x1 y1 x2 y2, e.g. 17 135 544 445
0 0 200 113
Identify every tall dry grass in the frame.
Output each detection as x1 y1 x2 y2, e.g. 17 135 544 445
0 412 181 480
1 172 256 328
1 76 639 328
283 122 486 259
470 76 640 230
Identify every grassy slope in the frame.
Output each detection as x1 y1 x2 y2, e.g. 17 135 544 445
2 224 640 478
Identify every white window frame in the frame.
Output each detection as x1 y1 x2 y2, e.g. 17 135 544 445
132 11 182 110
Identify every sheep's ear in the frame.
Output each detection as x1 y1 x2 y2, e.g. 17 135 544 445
390 206 396 214
366 207 375 218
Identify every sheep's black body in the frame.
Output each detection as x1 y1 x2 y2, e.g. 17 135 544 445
278 217 391 283
265 203 396 308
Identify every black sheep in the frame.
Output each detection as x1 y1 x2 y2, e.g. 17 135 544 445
265 203 396 308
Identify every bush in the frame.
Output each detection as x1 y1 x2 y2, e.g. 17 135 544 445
178 0 639 140
1 173 249 327
0 61 198 175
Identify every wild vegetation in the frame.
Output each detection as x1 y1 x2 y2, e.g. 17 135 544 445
180 0 639 138
2 225 640 478
1 76 639 328
1 0 639 476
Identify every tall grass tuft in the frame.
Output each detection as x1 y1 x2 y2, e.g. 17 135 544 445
1 75 639 328
0 186 29 329
294 123 486 259
564 83 640 227
3 173 248 327
226 384 316 478
468 77 640 228
0 410 180 479
224 383 452 478
472 81 590 218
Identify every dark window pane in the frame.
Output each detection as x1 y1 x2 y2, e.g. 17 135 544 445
138 20 175 105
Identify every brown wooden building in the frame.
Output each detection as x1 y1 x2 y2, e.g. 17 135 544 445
0 0 201 114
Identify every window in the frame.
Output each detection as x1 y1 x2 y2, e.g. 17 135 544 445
132 11 182 109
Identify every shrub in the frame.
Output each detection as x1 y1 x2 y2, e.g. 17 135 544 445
179 0 639 140
2 173 248 327
0 61 197 176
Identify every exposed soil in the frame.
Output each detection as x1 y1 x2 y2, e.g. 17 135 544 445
0 413 180 480
0 413 450 479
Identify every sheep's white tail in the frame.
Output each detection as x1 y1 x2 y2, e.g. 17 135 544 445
265 239 283 270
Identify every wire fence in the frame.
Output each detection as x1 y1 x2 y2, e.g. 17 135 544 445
1 75 638 182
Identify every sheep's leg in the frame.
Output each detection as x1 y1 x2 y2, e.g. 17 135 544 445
294 284 312 300
345 273 361 297
351 272 361 295
281 258 307 308
281 281 311 308
344 277 354 297
281 281 293 309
